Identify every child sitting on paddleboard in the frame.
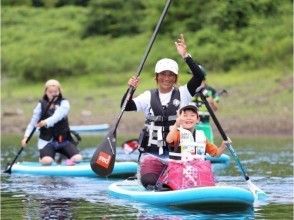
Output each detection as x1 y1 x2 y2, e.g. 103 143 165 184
158 102 229 190
166 102 227 160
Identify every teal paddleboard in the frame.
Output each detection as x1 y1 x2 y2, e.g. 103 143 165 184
70 124 109 133
109 179 254 207
11 161 137 178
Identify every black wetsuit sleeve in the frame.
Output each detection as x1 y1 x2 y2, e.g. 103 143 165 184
120 89 137 111
185 56 205 96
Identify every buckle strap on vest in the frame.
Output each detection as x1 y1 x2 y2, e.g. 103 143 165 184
146 115 177 122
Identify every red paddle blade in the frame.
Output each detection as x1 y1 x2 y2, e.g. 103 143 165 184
122 139 139 154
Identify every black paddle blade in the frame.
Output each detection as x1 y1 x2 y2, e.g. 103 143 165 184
3 163 12 174
90 130 116 177
3 147 24 174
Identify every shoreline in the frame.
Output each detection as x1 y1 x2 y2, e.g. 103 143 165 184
2 113 292 139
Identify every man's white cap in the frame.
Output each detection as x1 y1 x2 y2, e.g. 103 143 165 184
155 58 179 75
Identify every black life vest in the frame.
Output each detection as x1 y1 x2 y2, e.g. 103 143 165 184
140 88 181 155
39 97 71 142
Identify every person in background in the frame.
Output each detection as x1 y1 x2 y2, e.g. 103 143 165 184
193 65 228 123
122 34 205 189
21 79 83 166
201 82 220 112
191 66 229 143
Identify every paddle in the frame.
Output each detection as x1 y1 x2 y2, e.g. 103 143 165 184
90 0 173 177
196 86 267 200
4 96 58 174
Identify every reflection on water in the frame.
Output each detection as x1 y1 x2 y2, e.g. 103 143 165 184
31 197 73 219
1 136 293 219
1 193 255 220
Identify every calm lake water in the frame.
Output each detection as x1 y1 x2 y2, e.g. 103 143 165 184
1 135 293 219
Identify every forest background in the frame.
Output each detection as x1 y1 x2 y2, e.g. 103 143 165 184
2 0 293 139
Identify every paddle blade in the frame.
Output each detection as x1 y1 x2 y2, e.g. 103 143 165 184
90 130 116 177
3 163 12 174
247 179 267 201
3 147 24 174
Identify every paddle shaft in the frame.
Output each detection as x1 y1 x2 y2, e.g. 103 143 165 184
90 0 173 177
4 96 58 174
114 0 173 133
197 87 250 181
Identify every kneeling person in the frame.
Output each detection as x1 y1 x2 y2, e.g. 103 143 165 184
21 79 83 165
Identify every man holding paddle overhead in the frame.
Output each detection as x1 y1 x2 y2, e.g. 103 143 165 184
122 34 205 188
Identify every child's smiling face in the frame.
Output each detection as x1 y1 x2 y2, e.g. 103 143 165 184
179 109 199 130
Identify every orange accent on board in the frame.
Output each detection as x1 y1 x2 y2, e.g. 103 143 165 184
96 151 112 169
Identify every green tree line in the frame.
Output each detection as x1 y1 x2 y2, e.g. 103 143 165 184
2 0 292 82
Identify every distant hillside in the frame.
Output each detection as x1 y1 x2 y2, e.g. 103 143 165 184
2 1 292 82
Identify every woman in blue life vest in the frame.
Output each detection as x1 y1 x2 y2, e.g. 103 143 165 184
21 79 83 165
122 34 205 189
